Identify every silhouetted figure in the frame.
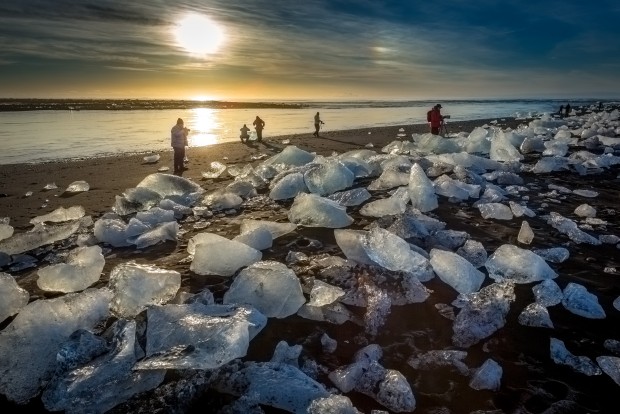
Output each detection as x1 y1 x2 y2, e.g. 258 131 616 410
598 101 603 111
428 104 444 135
313 112 324 137
240 124 250 143
253 116 265 142
564 103 571 118
559 105 564 117
171 117 189 174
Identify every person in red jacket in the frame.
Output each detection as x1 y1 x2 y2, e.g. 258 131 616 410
429 104 444 135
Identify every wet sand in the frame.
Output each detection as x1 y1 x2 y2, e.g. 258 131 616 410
1 116 620 413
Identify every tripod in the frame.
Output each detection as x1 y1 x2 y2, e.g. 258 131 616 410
440 120 449 136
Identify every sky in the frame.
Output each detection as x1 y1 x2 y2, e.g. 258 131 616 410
1 0 619 100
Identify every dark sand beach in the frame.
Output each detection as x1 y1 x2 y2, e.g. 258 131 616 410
1 116 620 413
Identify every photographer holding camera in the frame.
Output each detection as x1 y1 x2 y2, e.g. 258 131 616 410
428 104 449 135
171 117 190 174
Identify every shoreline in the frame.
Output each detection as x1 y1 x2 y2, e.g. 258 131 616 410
0 118 526 229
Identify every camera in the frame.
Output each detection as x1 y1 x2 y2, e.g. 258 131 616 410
443 115 451 119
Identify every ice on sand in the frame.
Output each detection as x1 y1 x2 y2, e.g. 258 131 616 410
550 338 602 376
269 172 308 200
233 226 273 251
0 288 112 404
334 229 376 265
201 161 227 179
574 203 596 218
135 303 266 370
308 279 345 307
133 221 179 249
0 219 83 255
367 167 410 191
304 160 355 196
239 219 297 239
359 195 407 217
532 247 570 263
485 244 558 284
452 281 515 348
262 145 315 167
93 217 133 247
477 203 513 220
533 279 563 306
518 302 554 328
42 320 165 414
136 173 204 198
0 272 29 323
546 212 601 245
327 187 371 206
517 220 534 244
108 262 181 318
64 180 90 193
288 193 353 228
509 201 536 217
37 245 105 293
30 205 85 225
561 282 606 319
362 227 434 282
596 356 620 386
469 359 503 391
407 350 469 375
408 163 438 212
189 232 262 276
430 249 485 294
307 395 360 414
328 344 416 412
456 239 488 268
223 261 305 318
0 222 14 242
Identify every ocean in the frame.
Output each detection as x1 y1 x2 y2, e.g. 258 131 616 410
0 98 606 164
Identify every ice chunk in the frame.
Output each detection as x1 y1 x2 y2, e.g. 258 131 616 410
367 167 410 191
304 160 355 196
270 340 302 367
37 246 104 293
307 395 360 414
456 239 488 268
334 229 375 265
262 145 315 167
597 356 620 386
359 195 407 217
518 302 554 328
132 221 179 249
573 189 599 198
201 161 227 179
0 272 29 323
469 359 502 391
532 247 570 263
517 220 534 244
108 262 181 317
240 219 297 239
30 205 85 224
308 280 345 307
509 200 536 217
327 188 371 206
362 227 434 282
490 131 523 162
574 203 596 218
434 174 480 201
159 198 193 218
452 281 515 348
64 180 90 193
550 338 602 376
478 203 513 220
0 288 112 404
143 153 160 163
233 227 273 251
93 218 132 247
329 346 416 412
430 249 485 294
214 361 329 413
136 173 204 198
136 303 265 370
0 222 14 242
42 320 165 414
190 233 262 276
0 220 83 255
202 190 243 211
407 350 469 375
269 172 308 200
485 244 558 283
547 212 601 244
321 333 338 354
562 282 606 319
223 261 305 318
408 163 438 212
288 193 353 228
533 279 563 306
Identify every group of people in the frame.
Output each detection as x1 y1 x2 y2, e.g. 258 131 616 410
559 103 571 118
239 115 266 143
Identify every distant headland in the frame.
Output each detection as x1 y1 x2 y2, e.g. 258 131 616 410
0 99 305 112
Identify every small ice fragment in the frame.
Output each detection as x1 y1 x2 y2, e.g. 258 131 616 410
517 221 534 244
43 183 58 190
143 154 160 163
65 180 90 193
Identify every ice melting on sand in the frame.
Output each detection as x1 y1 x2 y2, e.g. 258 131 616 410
304 160 355 196
327 187 371 206
550 338 602 376
430 248 485 294
30 205 85 225
469 359 503 391
517 220 535 244
546 212 601 245
288 193 353 228
409 162 438 212
223 261 305 318
64 180 90 193
485 244 558 283
518 302 554 328
201 161 227 179
190 232 262 276
533 279 563 306
37 245 105 293
0 272 29 323
0 219 85 255
136 173 204 198
478 203 513 220
561 282 606 319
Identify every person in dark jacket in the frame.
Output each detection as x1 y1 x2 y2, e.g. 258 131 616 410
564 103 571 118
240 124 250 143
253 116 265 142
313 112 324 137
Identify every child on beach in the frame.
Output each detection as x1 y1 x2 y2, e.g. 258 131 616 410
171 118 189 174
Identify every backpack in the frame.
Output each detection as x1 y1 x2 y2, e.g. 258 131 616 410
427 110 432 122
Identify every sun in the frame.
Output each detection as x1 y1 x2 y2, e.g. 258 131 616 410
174 13 225 56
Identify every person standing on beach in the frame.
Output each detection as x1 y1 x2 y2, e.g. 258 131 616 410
240 123 250 143
564 103 571 118
559 105 564 118
313 112 324 137
429 104 444 135
171 118 189 174
253 116 265 142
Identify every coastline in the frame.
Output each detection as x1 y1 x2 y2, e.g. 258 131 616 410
0 118 525 229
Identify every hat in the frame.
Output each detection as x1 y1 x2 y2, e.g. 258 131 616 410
435 104 442 109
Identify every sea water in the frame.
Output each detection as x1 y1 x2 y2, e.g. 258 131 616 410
0 99 603 164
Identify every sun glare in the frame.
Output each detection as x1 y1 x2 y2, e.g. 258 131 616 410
174 13 225 56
